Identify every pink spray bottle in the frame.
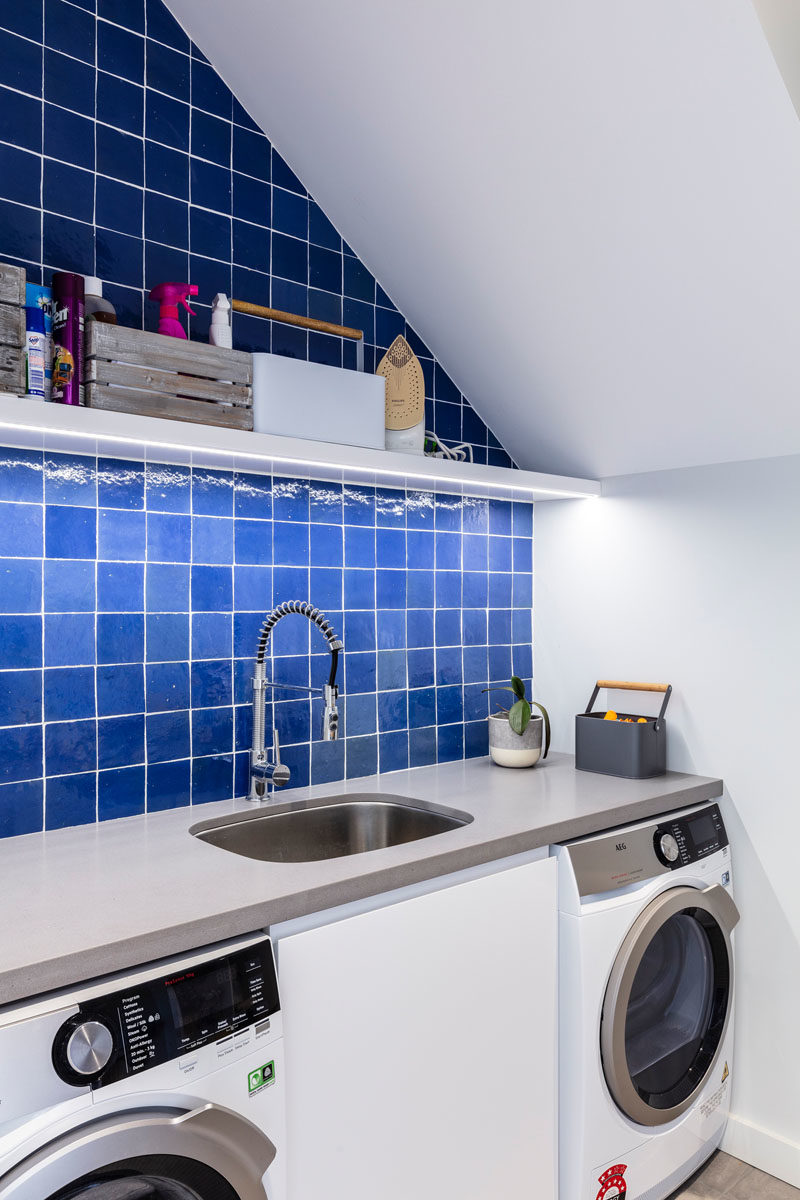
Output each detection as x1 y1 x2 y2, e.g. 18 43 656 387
148 283 199 339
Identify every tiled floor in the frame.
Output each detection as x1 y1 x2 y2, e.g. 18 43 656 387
671 1151 800 1198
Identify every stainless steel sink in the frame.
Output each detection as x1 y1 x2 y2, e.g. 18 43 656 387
190 794 472 863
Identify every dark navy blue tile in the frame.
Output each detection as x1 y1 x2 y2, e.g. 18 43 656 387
147 513 190 562
97 613 144 664
44 666 94 722
147 757 190 811
0 145 41 207
407 570 434 608
233 125 270 181
145 140 188 198
0 448 43 502
233 173 269 226
99 0 144 30
409 725 436 768
407 647 434 690
45 505 94 559
146 661 189 711
379 730 408 773
462 405 488 448
145 87 188 150
98 764 145 820
308 330 341 368
0 779 44 837
0 559 41 614
98 713 144 769
0 88 42 153
308 287 341 325
271 322 306 359
191 56 231 119
44 47 93 113
190 564 232 612
343 298 373 345
146 709 189 762
96 124 143 185
96 177 143 237
272 186 307 240
97 663 145 716
96 227 144 288
104 282 142 326
192 752 233 804
44 103 93 168
191 659 231 708
271 151 304 195
146 612 189 661
405 325 431 359
45 0 95 61
145 0 188 51
308 201 340 251
0 722 42 784
343 256 374 304
97 561 144 612
232 97 258 131
146 37 187 99
191 109 231 165
98 19 144 79
97 71 144 135
0 0 43 40
43 212 94 273
45 772 96 829
190 205 230 261
144 243 189 300
375 306 404 350
0 669 41 727
146 562 189 611
308 244 341 294
0 26 42 94
98 458 144 509
272 232 307 285
232 219 270 273
45 717 96 775
44 613 93 666
97 508 146 560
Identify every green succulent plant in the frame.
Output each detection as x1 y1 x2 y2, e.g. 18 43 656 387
484 675 551 757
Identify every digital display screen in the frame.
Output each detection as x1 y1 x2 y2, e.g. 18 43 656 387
687 812 717 848
164 960 249 1037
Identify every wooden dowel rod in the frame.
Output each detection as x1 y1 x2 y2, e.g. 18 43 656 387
597 680 670 693
231 298 363 341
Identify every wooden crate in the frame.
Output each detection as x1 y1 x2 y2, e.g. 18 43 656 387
85 323 253 430
0 263 26 396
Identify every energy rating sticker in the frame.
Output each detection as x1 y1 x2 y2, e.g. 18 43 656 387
247 1060 276 1096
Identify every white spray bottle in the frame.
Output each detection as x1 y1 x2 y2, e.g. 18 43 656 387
209 293 232 348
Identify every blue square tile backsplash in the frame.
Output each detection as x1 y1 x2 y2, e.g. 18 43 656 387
0 447 534 838
0 0 512 468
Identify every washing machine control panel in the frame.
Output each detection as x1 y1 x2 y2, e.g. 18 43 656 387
654 804 728 868
52 938 280 1089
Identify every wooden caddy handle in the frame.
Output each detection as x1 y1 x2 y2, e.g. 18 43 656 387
231 298 363 342
597 680 670 693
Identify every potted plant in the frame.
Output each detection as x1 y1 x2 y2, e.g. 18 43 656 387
484 676 551 768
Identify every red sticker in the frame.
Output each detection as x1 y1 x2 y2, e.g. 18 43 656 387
596 1163 627 1200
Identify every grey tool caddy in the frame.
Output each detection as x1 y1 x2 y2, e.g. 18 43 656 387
575 680 672 779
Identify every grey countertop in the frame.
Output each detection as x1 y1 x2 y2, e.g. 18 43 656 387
0 753 722 1006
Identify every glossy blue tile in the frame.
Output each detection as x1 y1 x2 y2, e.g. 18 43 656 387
513 502 533 537
345 651 376 695
513 536 533 573
0 0 43 40
513 573 533 608
512 644 533 679
408 686 436 729
96 124 143 186
311 738 344 785
192 469 233 516
343 692 375 737
489 536 513 573
436 571 461 608
97 71 144 135
407 608 434 650
146 709 190 762
96 663 144 717
0 779 44 836
147 513 190 562
512 609 532 643
190 516 232 565
146 661 190 712
379 729 408 773
146 37 187 99
309 523 342 568
346 734 377 780
344 526 373 569
45 506 94 559
44 666 94 722
342 485 374 527
436 646 462 686
409 726 436 768
190 564 232 613
463 646 488 686
308 567 340 611
0 670 41 727
95 178 144 239
2 614 42 671
146 612 189 662
97 562 144 612
98 509 146 561
233 564 270 612
0 502 42 557
377 610 405 650
376 528 404 569
437 722 463 764
464 683 490 722
146 0 188 50
44 454 95 506
0 721 42 783
463 609 487 647
344 569 374 611
0 559 41 614
235 518 272 565
191 109 230 165
146 463 191 512
273 520 309 566
97 458 144 509
98 713 144 769
98 764 145 820
378 650 406 692
436 685 463 726
45 717 96 775
45 771 96 830
407 647 434 690
488 644 512 683
191 659 231 708
191 611 231 659
44 613 93 666
192 752 234 804
97 613 144 665
488 608 512 645
407 570 434 609
145 140 188 198
191 56 231 119
272 477 308 523
234 473 271 519
0 449 43 502
465 720 489 759
435 609 461 647
191 706 233 757
147 757 190 811
146 562 189 612
378 689 406 733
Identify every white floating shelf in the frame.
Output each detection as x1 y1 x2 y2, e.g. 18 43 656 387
0 395 600 501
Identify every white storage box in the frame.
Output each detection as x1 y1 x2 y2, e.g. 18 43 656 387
252 352 385 449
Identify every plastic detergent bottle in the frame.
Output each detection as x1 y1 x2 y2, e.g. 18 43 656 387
148 282 199 339
83 276 117 325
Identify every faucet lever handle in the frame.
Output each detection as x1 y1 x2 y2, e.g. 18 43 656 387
272 728 282 765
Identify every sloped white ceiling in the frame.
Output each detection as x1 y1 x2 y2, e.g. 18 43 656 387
167 0 800 478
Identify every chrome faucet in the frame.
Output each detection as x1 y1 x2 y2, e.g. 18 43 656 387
248 601 343 803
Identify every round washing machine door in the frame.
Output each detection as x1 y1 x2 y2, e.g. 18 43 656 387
0 1103 276 1200
600 883 740 1128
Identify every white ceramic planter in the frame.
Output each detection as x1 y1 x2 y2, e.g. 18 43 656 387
487 712 544 768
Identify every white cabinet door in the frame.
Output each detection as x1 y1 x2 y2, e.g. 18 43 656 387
277 855 557 1200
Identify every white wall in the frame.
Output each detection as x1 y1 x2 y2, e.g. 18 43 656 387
534 454 800 1186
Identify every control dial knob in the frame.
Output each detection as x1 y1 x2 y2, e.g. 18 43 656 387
53 1015 116 1086
658 832 680 864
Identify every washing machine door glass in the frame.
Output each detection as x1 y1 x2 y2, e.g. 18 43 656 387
601 883 739 1128
50 1158 239 1199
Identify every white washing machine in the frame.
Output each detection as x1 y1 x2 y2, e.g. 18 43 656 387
0 932 286 1200
556 801 739 1200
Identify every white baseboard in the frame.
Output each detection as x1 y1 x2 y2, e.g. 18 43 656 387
722 1113 800 1189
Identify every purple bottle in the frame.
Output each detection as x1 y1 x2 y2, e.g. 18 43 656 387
51 273 85 405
